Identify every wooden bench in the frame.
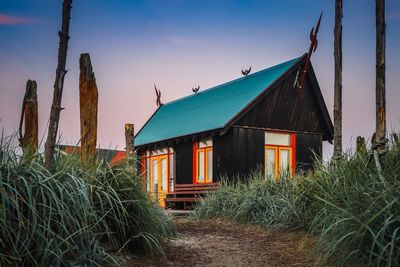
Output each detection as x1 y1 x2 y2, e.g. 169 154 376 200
165 182 219 209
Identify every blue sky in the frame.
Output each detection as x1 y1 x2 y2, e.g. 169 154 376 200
0 0 399 157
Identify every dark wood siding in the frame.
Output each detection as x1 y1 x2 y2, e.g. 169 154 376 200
232 127 265 178
295 132 322 172
213 131 233 181
173 131 262 183
236 70 327 135
174 142 193 184
213 127 264 180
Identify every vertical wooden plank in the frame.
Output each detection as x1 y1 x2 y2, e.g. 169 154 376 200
295 132 322 172
175 142 193 184
334 0 343 157
79 53 98 160
375 0 386 145
214 130 234 180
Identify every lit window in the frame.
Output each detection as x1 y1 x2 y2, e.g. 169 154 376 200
265 132 291 146
264 132 295 179
141 147 174 207
265 147 276 177
194 138 213 183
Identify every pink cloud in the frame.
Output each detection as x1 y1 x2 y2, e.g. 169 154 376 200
0 14 40 25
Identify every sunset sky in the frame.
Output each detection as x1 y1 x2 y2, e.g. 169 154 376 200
0 0 399 158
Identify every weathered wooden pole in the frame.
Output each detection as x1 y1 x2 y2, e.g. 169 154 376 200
44 0 72 169
79 53 98 160
356 136 366 154
375 0 386 147
19 80 38 152
125 123 136 172
333 0 343 157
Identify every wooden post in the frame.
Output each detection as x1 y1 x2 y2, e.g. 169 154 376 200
125 123 135 172
44 0 72 169
333 0 343 157
375 0 386 147
19 80 38 152
79 53 98 160
356 136 366 154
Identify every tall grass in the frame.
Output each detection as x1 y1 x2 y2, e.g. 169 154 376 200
194 136 400 266
0 138 175 266
193 172 307 229
304 138 400 266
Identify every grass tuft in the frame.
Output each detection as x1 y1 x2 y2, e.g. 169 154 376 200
0 137 175 266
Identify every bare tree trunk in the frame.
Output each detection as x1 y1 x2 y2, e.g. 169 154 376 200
44 0 72 169
125 123 136 173
376 0 386 146
334 0 343 157
79 53 98 161
19 80 38 152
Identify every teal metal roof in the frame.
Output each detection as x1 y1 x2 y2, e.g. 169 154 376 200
135 56 301 146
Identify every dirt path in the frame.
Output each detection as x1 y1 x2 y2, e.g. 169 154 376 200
125 218 313 267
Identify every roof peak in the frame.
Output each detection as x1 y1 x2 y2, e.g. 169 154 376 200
163 56 303 107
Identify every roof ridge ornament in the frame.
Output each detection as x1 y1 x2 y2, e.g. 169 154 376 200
297 12 323 89
192 86 200 93
241 66 252 76
154 84 162 106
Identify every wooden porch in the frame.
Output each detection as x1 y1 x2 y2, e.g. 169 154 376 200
165 182 219 210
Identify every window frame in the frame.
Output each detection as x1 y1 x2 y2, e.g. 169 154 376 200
264 131 296 179
193 139 213 183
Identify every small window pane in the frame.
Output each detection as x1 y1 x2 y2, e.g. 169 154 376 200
265 148 276 178
199 139 212 148
146 158 150 192
279 149 290 176
161 158 168 192
207 149 213 181
152 160 158 192
265 132 291 146
151 148 168 155
198 151 205 182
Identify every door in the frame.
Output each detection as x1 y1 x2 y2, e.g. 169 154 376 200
150 155 168 207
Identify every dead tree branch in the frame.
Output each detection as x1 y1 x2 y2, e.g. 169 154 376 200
44 0 72 169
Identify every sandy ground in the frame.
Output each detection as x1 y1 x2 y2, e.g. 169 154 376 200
123 217 313 267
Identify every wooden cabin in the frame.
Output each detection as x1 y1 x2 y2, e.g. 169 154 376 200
135 55 333 208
